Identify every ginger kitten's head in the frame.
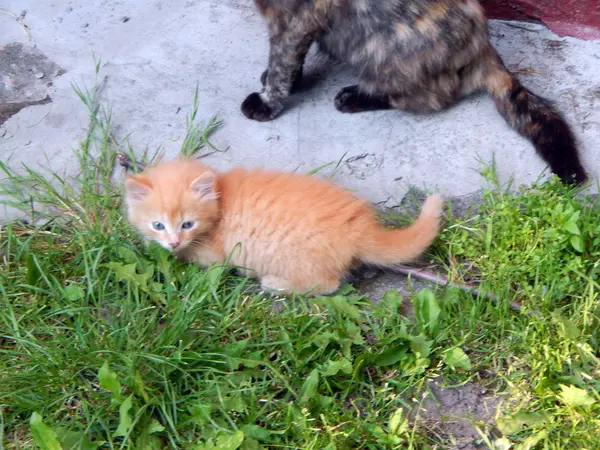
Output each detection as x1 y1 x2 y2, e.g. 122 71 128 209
123 159 220 252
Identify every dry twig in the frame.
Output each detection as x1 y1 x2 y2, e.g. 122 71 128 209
390 264 539 316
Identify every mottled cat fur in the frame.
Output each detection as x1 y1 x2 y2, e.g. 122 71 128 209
241 0 587 184
124 159 442 296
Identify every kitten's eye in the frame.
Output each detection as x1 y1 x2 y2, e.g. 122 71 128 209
152 222 165 231
181 221 194 230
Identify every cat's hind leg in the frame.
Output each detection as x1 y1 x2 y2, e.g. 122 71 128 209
336 72 462 115
260 276 296 294
334 85 392 113
387 92 455 113
306 278 341 297
389 73 461 113
334 84 454 114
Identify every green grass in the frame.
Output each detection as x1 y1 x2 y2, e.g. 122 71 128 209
1 75 599 450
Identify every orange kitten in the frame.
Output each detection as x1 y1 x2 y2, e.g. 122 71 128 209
124 158 443 296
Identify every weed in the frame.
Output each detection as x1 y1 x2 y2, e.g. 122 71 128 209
1 74 598 449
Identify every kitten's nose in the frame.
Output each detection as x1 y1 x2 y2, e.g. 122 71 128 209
169 241 181 248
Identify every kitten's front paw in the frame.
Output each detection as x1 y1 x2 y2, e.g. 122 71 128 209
241 93 281 122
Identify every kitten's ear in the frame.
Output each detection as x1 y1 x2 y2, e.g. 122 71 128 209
190 171 218 200
125 176 153 203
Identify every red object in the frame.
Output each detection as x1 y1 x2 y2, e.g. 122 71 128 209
480 0 600 40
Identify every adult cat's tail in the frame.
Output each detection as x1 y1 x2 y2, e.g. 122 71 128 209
358 194 443 266
482 52 586 184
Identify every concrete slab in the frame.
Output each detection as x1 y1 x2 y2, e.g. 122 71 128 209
0 43 63 125
2 1 600 224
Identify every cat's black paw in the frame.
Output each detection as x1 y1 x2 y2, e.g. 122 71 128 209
241 93 281 122
334 85 391 113
261 69 304 93
334 87 362 113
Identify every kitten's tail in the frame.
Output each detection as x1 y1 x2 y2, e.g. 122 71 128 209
358 194 443 266
481 51 586 184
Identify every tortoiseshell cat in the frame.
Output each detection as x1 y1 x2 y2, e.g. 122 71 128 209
241 0 587 185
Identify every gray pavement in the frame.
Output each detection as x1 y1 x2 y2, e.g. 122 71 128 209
2 0 600 223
